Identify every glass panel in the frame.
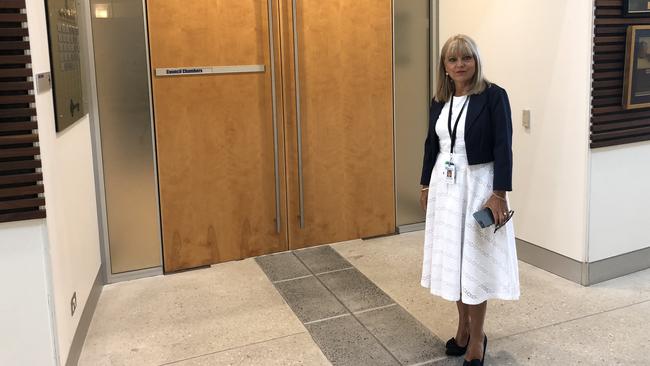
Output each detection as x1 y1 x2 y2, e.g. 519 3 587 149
90 0 161 273
395 0 431 226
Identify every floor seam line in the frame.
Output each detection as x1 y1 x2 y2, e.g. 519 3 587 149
314 267 355 276
493 298 650 342
272 274 313 284
304 313 351 325
353 303 398 315
406 355 448 366
157 331 308 366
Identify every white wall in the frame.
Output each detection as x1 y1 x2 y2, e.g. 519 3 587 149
27 0 103 363
589 141 650 261
439 0 593 261
0 221 56 366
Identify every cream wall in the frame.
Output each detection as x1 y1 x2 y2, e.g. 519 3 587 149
27 0 103 364
439 0 593 261
0 221 56 366
589 141 650 262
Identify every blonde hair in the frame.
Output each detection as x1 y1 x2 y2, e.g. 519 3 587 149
435 34 489 102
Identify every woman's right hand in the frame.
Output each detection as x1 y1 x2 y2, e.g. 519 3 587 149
419 188 429 212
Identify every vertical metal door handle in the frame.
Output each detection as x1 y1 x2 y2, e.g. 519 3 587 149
292 0 305 229
267 0 281 233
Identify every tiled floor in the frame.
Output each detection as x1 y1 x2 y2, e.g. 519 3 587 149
256 247 444 365
79 231 650 365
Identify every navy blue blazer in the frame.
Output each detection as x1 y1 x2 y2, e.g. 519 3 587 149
420 83 513 191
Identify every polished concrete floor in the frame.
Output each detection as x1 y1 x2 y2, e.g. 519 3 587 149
79 231 650 365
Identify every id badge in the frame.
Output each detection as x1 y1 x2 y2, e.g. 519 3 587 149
444 161 456 184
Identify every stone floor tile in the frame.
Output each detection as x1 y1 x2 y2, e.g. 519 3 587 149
356 305 446 365
274 276 348 323
255 252 311 282
306 315 400 366
294 245 353 274
318 268 394 313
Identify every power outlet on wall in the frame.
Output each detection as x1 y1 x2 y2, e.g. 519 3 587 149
70 292 77 317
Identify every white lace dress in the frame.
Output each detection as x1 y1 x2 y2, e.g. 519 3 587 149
421 95 520 305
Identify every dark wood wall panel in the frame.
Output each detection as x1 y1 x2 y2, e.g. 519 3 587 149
0 0 46 223
592 0 650 148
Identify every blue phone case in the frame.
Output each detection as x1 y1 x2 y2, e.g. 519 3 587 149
473 207 494 228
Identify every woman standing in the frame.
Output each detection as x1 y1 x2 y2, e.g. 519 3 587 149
419 34 520 366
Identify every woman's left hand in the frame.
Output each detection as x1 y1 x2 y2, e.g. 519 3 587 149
484 191 509 227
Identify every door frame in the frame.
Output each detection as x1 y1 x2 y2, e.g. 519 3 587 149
89 0 440 282
85 0 164 284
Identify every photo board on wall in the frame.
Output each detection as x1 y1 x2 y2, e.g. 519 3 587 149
45 0 86 132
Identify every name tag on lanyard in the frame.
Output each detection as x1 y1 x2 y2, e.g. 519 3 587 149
444 160 456 184
445 95 469 185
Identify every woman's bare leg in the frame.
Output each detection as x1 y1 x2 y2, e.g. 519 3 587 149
465 301 487 361
455 300 470 345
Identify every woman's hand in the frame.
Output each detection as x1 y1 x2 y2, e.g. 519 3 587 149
484 191 509 227
420 187 429 212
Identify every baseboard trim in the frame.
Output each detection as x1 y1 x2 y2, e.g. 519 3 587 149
107 266 163 284
516 238 584 284
516 238 650 286
397 222 425 233
588 246 650 285
65 266 103 366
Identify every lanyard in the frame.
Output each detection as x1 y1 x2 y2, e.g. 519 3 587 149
447 95 469 155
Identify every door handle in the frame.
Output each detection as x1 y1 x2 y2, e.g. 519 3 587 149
267 0 281 234
291 0 305 229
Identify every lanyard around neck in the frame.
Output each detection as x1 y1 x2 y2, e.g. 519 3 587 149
447 95 469 155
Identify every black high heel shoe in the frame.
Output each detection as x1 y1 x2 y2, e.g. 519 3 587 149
445 336 469 356
462 335 487 366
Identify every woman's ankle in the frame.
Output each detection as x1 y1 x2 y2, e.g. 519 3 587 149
455 326 470 343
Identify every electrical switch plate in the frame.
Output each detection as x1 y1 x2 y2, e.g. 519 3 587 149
36 72 52 93
522 109 531 129
70 292 77 316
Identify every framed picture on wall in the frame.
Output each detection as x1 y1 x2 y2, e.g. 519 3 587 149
623 25 650 109
45 0 87 131
624 0 650 16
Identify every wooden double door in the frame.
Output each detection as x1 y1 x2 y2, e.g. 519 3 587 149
147 0 395 272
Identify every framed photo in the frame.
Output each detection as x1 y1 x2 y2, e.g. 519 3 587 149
624 0 650 16
623 25 650 109
45 0 87 131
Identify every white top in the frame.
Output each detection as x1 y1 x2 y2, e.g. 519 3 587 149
435 95 469 156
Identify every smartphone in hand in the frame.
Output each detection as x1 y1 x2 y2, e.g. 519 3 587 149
472 207 494 228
